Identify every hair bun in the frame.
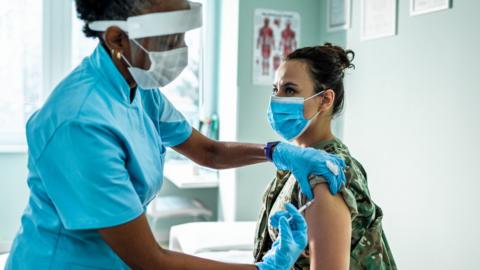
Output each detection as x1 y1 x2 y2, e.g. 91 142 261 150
323 43 355 71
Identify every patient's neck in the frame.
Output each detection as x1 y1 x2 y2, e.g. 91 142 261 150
295 115 334 148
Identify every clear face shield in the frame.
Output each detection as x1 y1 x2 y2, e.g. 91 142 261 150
89 2 203 89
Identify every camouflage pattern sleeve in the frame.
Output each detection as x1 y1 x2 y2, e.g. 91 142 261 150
254 139 397 269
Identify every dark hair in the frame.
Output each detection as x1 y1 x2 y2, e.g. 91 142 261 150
75 0 151 38
286 43 355 117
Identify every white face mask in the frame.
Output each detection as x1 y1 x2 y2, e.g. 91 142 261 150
88 2 201 89
123 40 189 89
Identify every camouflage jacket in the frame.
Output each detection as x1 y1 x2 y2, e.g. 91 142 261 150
253 138 397 269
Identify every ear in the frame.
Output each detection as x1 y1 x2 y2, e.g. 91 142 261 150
318 89 335 114
103 26 131 60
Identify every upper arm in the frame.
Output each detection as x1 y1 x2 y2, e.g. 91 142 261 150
304 183 352 270
154 92 214 165
157 92 192 147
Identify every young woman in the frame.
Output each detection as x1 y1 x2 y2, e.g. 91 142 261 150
254 44 397 269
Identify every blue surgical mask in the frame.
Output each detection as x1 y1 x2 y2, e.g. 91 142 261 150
267 91 324 141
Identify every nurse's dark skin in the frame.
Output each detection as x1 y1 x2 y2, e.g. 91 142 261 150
99 0 264 269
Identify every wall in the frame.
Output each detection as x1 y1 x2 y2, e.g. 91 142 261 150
317 0 348 138
218 0 339 221
342 1 480 269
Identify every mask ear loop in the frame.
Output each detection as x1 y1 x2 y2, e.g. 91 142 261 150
131 39 150 54
120 53 133 68
304 90 326 120
111 37 140 68
304 90 326 102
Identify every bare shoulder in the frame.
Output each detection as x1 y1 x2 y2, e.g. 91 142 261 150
305 183 351 232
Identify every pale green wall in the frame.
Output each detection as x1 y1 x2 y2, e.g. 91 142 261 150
317 0 347 138
342 0 480 269
317 0 347 50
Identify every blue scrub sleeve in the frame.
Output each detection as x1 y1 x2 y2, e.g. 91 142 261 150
34 121 144 230
158 93 193 147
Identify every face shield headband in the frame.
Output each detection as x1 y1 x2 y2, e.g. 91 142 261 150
88 2 202 39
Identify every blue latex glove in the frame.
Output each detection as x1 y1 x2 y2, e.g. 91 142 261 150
272 142 346 200
256 203 308 270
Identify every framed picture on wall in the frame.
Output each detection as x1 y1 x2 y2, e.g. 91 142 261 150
327 0 351 32
410 0 451 16
252 9 301 85
361 0 397 41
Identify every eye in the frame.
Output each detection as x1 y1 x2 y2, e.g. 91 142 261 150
166 35 181 49
285 87 296 95
272 86 279 94
168 41 177 50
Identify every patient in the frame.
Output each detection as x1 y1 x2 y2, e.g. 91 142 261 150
254 44 397 269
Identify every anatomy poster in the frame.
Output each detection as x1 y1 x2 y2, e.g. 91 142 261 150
253 9 301 85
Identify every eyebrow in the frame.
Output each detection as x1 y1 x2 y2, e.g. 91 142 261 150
273 82 298 88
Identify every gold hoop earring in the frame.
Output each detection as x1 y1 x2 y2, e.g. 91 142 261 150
111 49 122 60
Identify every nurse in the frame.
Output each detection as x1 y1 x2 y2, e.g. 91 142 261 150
6 0 346 269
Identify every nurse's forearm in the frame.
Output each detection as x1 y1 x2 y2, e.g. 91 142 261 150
98 214 258 270
173 129 267 170
209 141 267 169
158 249 259 270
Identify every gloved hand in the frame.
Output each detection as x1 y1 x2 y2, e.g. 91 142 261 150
272 142 346 200
256 203 308 270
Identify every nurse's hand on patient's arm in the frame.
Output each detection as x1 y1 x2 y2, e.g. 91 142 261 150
272 142 347 200
304 184 351 270
173 129 267 170
98 213 259 270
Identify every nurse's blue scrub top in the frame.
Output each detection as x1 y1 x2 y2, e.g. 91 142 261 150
6 45 192 269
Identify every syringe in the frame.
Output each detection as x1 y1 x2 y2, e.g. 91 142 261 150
287 199 315 222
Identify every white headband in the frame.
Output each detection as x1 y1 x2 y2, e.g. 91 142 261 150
88 2 202 39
